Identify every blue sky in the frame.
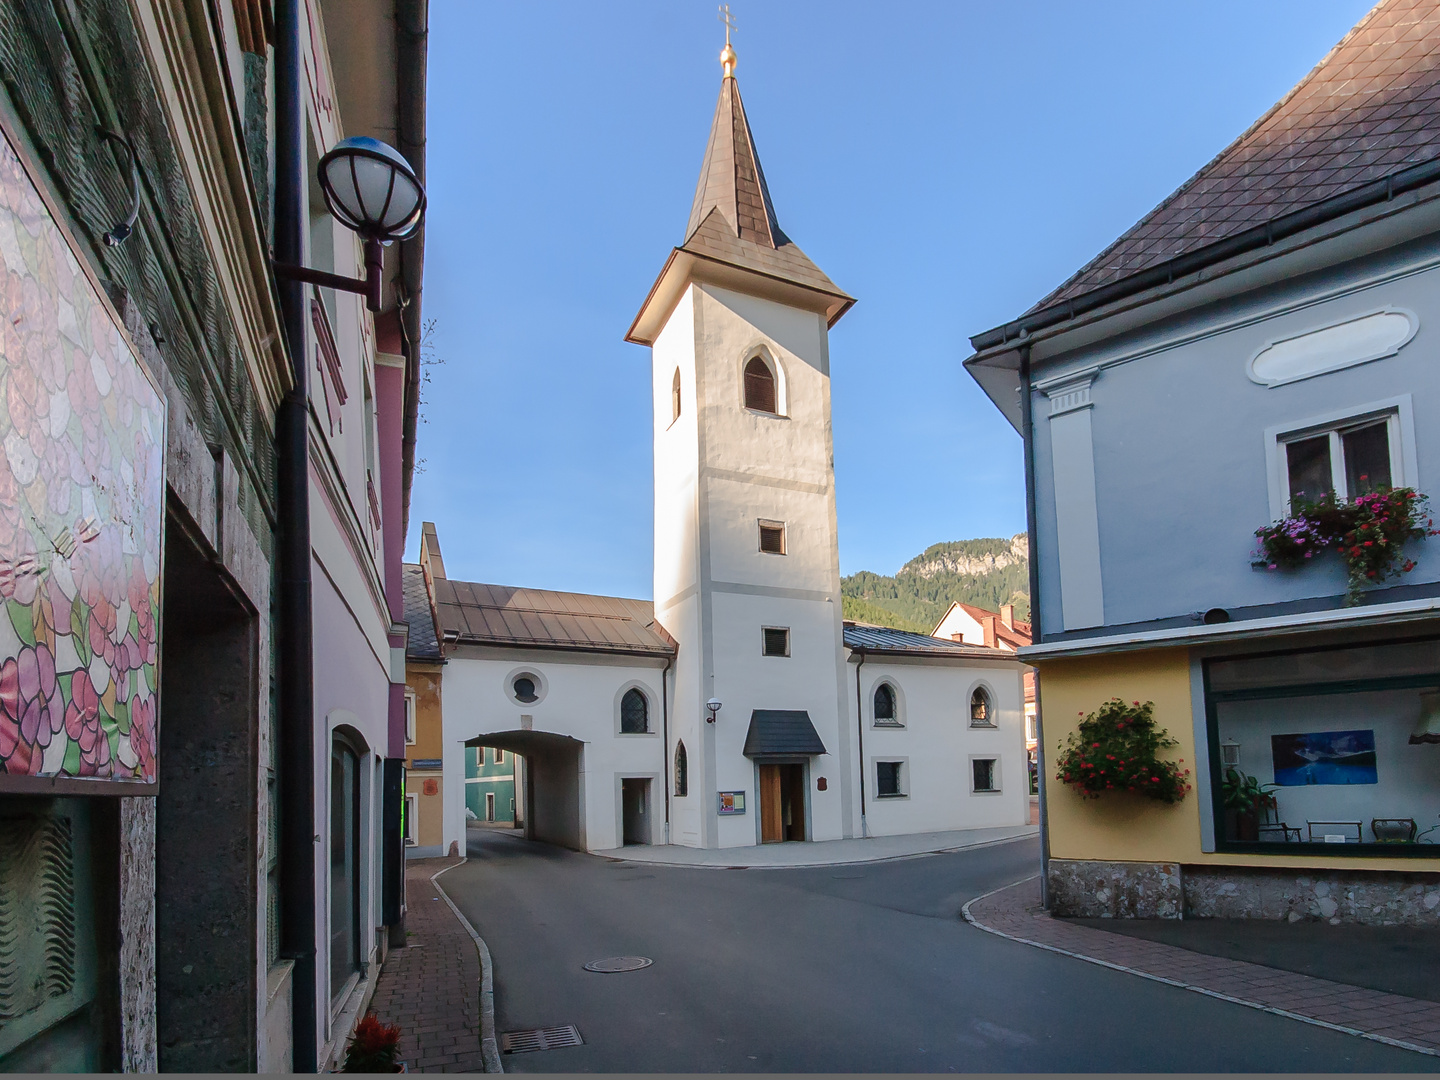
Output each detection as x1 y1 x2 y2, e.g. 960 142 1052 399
409 0 1374 597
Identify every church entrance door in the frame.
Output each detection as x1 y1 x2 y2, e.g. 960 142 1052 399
759 763 807 843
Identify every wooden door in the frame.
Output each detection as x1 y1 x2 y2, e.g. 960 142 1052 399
784 764 806 841
760 765 783 843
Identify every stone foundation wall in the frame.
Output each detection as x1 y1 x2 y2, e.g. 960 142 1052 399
1046 859 1183 919
1183 865 1440 926
1047 859 1440 925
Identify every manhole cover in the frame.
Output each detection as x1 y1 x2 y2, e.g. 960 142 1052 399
500 1025 583 1054
583 955 652 973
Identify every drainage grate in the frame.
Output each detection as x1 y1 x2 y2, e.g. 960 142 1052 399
583 955 653 973
500 1025 583 1054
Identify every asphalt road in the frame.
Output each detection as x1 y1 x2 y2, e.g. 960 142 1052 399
442 828 1438 1073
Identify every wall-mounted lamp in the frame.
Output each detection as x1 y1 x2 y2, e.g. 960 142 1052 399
705 698 722 724
273 136 426 312
1412 690 1440 745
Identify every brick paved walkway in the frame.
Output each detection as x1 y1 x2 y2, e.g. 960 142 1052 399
965 877 1440 1059
367 858 494 1073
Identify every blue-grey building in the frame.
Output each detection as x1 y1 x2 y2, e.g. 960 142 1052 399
966 0 1440 922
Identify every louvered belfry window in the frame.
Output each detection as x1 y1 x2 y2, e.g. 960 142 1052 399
763 627 790 657
743 356 777 413
758 520 785 555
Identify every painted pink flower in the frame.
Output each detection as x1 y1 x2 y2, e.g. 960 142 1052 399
64 668 99 741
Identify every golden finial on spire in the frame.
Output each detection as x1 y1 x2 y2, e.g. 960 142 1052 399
719 4 737 78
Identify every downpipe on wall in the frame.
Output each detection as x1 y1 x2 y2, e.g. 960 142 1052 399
854 649 868 839
274 0 318 1067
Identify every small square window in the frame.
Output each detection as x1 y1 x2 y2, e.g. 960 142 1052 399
762 626 790 657
495 749 505 765
758 520 786 555
876 760 905 798
972 758 999 793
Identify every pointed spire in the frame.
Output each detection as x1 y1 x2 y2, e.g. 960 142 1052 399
684 74 788 249
624 43 855 346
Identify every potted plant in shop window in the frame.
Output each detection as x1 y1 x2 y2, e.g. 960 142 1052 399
1220 768 1277 843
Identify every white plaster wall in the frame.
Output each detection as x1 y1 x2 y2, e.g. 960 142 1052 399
852 657 1029 837
440 648 669 853
933 605 985 644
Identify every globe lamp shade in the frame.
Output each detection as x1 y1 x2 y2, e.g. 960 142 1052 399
317 136 425 242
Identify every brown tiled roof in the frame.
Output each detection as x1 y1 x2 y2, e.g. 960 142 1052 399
434 579 677 658
938 602 1033 650
680 76 851 302
1031 0 1440 313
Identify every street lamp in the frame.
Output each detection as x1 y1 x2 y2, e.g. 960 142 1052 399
705 699 721 724
273 136 426 312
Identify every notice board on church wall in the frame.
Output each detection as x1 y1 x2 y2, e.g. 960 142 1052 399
0 127 165 792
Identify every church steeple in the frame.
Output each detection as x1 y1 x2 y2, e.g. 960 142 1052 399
684 60 788 249
625 40 854 346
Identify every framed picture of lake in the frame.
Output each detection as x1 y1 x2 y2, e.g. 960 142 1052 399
1270 730 1378 786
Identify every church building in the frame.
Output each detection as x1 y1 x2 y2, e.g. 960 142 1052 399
427 42 1029 853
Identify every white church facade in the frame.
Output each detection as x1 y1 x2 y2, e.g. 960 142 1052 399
423 45 1029 854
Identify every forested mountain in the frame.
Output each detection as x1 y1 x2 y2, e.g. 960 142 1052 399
840 535 1030 634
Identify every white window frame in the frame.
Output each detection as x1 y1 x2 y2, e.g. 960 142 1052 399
968 682 997 729
870 678 904 728
1265 395 1417 519
404 690 416 745
485 791 495 822
757 518 787 556
873 758 908 800
762 626 791 657
969 755 1001 795
404 792 418 844
494 749 504 765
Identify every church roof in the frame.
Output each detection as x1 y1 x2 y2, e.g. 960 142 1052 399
626 67 853 344
1023 0 1440 317
434 578 678 658
843 623 1014 660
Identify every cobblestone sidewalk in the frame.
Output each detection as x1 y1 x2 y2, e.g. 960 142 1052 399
965 877 1440 1059
366 858 494 1073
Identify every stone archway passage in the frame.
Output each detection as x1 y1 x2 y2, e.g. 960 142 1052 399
466 731 585 851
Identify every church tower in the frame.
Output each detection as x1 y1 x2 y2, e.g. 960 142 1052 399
627 38 856 848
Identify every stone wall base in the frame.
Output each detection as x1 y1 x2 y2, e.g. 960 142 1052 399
1046 859 1440 925
1046 859 1183 918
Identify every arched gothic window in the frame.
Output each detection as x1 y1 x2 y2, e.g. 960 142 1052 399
970 687 993 727
743 355 777 414
671 368 682 423
873 683 898 725
674 741 688 797
621 688 649 734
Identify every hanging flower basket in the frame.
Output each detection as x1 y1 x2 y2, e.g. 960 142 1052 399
1055 699 1191 804
1253 487 1436 605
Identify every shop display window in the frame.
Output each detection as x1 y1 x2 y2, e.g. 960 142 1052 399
1204 638 1440 853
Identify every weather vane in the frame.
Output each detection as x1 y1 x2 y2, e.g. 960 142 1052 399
718 4 737 77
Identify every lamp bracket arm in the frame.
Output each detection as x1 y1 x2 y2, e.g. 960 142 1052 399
96 127 141 247
271 261 368 296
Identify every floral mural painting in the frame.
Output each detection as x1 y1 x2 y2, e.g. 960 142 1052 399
0 130 163 785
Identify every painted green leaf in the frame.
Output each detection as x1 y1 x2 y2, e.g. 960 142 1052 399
62 737 80 775
112 700 128 736
128 612 140 642
8 600 35 648
143 663 156 694
58 672 72 703
71 604 90 666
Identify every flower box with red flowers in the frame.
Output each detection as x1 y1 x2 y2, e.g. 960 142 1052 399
1055 699 1191 804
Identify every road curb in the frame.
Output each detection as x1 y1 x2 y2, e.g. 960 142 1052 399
591 829 1039 871
432 859 504 1073
961 876 1439 1061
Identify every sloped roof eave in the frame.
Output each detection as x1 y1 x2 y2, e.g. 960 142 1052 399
626 246 855 346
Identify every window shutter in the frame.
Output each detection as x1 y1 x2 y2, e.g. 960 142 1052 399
743 357 776 413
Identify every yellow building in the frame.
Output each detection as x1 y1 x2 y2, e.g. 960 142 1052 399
402 526 449 857
966 3 1440 924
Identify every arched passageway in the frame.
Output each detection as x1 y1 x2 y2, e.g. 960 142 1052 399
465 731 585 851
